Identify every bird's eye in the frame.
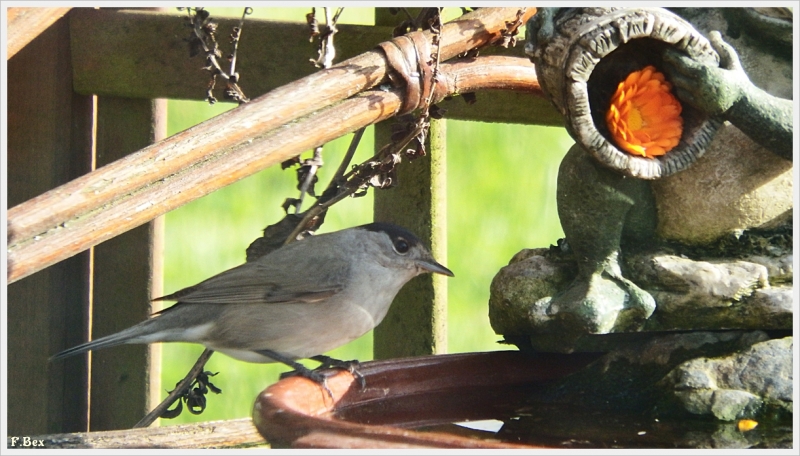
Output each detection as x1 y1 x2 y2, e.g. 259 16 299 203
394 238 410 254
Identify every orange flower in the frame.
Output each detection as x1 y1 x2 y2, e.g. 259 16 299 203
605 65 683 159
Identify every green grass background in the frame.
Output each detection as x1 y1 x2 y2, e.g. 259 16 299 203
158 7 572 425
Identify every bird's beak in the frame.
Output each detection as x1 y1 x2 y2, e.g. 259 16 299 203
417 259 454 277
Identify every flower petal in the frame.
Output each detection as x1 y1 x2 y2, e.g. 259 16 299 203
605 65 683 159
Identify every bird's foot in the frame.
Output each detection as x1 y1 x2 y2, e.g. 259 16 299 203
310 355 366 389
256 349 336 399
277 363 336 399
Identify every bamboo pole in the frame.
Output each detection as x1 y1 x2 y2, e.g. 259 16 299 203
7 7 538 284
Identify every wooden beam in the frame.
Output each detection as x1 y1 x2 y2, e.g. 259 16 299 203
372 8 448 359
88 97 166 431
13 418 266 449
6 13 93 435
68 8 389 101
67 8 532 101
373 119 449 358
6 7 72 59
66 7 556 126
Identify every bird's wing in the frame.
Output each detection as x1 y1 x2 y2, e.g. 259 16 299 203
154 254 349 305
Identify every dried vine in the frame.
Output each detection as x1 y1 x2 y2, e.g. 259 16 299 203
307 7 344 69
133 349 217 428
280 7 348 217
180 7 251 104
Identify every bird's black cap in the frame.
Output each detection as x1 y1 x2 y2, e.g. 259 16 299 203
359 222 423 247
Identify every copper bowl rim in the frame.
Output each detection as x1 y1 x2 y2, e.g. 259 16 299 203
252 350 602 449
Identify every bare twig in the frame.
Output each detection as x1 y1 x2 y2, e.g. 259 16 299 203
294 147 323 213
284 9 445 237
283 127 367 245
288 6 346 229
139 7 252 427
331 126 366 186
398 7 444 160
322 8 340 69
341 121 425 190
309 7 344 69
228 7 252 82
390 7 441 37
290 7 446 238
422 8 443 114
282 119 426 246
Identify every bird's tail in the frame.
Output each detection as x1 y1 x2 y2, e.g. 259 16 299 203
50 317 165 361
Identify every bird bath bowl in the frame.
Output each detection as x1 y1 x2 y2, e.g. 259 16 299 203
252 350 602 449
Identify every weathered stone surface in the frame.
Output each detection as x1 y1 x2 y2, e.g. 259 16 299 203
660 336 793 420
668 8 793 99
526 331 772 414
653 124 794 245
629 253 792 331
747 288 794 318
630 253 769 306
489 247 793 351
489 248 647 343
744 254 793 284
488 248 576 336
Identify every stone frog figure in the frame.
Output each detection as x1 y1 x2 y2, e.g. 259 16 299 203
662 30 791 160
491 7 793 351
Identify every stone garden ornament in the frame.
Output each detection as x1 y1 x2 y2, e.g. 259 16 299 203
495 6 793 348
490 7 793 424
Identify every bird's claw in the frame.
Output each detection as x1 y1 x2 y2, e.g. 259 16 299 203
310 355 366 389
279 365 335 399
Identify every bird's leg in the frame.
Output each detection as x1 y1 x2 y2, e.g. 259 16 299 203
256 349 334 399
310 355 366 389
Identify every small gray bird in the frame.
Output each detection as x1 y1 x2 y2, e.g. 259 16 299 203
52 222 453 380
